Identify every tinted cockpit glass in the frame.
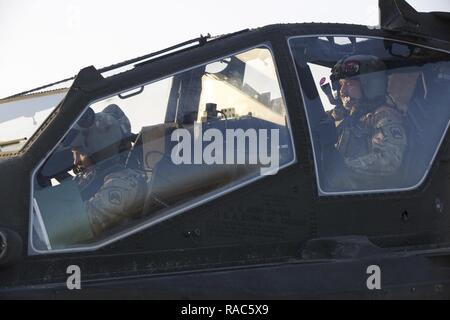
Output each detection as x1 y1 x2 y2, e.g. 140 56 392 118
289 36 450 194
30 46 295 254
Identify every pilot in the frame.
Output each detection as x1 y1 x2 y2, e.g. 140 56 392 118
69 105 146 236
327 55 407 188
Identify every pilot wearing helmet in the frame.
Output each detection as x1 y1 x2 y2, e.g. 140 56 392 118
68 104 146 236
326 55 407 187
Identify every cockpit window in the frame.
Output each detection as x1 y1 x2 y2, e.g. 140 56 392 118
0 89 68 155
289 36 450 195
30 46 295 254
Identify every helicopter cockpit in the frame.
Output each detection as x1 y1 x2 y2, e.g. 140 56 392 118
30 47 295 253
289 36 450 194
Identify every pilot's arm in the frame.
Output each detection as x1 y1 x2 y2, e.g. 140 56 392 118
85 169 146 236
344 107 407 176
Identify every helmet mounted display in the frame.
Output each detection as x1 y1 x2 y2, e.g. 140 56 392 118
330 55 388 101
63 106 130 164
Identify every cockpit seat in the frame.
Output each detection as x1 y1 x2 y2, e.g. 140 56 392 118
126 123 177 174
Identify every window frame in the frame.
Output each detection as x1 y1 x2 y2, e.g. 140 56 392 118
287 34 450 196
28 43 298 255
0 89 69 158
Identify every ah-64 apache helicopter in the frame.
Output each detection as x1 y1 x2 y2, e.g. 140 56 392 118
0 0 450 299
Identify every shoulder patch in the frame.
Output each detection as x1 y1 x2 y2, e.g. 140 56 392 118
373 106 403 128
389 126 404 139
108 190 123 205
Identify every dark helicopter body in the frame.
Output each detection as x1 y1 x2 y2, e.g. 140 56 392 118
1 0 450 299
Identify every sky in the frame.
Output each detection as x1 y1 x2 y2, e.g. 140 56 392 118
0 0 449 99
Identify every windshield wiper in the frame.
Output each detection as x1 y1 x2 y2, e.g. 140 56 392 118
0 137 27 148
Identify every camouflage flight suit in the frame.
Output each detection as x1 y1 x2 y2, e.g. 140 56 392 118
75 160 147 236
334 103 407 187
